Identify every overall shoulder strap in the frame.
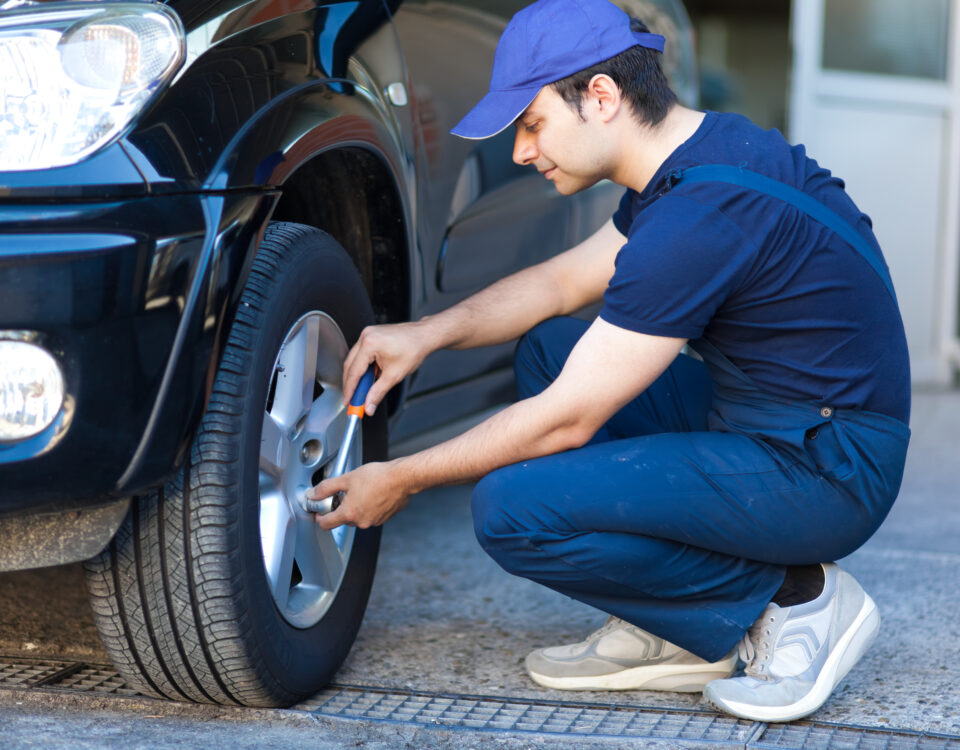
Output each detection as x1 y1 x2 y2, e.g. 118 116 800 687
666 164 897 302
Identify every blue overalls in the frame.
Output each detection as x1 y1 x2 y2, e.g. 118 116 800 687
470 167 911 662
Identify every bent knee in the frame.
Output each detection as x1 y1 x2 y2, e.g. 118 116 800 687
471 468 516 549
471 466 543 574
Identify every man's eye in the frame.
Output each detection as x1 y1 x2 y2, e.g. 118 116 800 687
525 123 540 133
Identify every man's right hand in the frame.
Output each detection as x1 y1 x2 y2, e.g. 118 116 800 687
342 321 434 415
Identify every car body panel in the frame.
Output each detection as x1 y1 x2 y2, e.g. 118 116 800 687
0 144 148 200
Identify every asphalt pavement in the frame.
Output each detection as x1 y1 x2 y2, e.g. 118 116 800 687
0 389 958 748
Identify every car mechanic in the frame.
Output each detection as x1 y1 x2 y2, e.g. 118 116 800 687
305 0 911 723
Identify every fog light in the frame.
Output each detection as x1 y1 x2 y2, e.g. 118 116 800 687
0 340 65 442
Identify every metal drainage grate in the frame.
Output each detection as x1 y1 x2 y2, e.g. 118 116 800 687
3 659 960 749
754 722 960 750
44 664 138 695
0 656 137 696
301 685 758 743
1 657 78 688
302 685 960 749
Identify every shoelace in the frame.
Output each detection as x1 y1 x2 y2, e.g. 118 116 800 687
737 608 779 680
589 616 625 641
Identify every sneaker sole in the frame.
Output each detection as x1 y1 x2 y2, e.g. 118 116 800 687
527 655 737 693
704 593 881 722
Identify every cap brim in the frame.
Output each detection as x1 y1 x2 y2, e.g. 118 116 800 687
450 86 540 140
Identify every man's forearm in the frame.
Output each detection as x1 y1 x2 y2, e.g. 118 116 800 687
418 262 566 351
342 260 569 412
419 218 624 352
390 392 585 493
311 391 587 531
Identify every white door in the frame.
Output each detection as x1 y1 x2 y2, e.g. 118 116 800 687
790 0 960 384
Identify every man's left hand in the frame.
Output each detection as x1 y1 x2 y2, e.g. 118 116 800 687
307 461 410 530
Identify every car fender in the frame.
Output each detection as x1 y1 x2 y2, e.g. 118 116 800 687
203 77 412 199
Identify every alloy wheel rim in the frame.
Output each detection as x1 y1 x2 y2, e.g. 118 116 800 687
258 311 359 629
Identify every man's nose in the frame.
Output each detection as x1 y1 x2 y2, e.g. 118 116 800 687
513 130 537 165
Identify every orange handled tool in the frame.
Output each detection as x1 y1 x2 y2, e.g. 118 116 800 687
302 364 376 515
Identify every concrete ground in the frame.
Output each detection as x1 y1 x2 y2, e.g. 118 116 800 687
0 389 957 747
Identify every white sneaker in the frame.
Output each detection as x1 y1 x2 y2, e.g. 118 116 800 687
525 616 737 693
703 563 880 722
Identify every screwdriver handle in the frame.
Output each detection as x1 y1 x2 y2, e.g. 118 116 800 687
347 364 377 415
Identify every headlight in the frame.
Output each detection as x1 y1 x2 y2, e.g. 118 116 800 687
0 339 65 442
0 2 184 171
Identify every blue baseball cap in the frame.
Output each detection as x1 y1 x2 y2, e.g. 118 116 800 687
451 0 665 140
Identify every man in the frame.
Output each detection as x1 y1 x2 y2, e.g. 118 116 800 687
307 0 911 722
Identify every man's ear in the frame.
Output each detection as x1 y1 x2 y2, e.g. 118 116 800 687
586 74 622 122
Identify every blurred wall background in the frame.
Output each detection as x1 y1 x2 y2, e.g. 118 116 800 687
683 0 959 388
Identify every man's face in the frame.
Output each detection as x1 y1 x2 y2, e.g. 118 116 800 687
512 86 607 195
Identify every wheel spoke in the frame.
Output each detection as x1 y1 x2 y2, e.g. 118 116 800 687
303 388 348 465
259 412 287 480
295 523 346 592
270 315 320 429
259 491 297 611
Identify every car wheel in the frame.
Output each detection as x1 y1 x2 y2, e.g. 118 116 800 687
84 222 385 707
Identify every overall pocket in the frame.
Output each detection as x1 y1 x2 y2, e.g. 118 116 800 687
804 421 855 481
805 411 910 521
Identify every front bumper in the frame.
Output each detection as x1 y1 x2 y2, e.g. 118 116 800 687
0 189 277 515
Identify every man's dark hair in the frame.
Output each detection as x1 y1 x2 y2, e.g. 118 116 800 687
551 19 677 127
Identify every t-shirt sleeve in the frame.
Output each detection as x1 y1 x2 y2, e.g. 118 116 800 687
600 194 758 339
612 188 637 236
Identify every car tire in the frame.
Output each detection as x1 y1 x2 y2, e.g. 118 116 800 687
84 222 385 707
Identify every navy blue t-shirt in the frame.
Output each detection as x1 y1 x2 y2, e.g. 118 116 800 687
600 112 910 424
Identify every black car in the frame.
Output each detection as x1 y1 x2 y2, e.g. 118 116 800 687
0 0 696 706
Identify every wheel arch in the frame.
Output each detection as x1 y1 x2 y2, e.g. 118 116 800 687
270 145 412 334
205 82 418 385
